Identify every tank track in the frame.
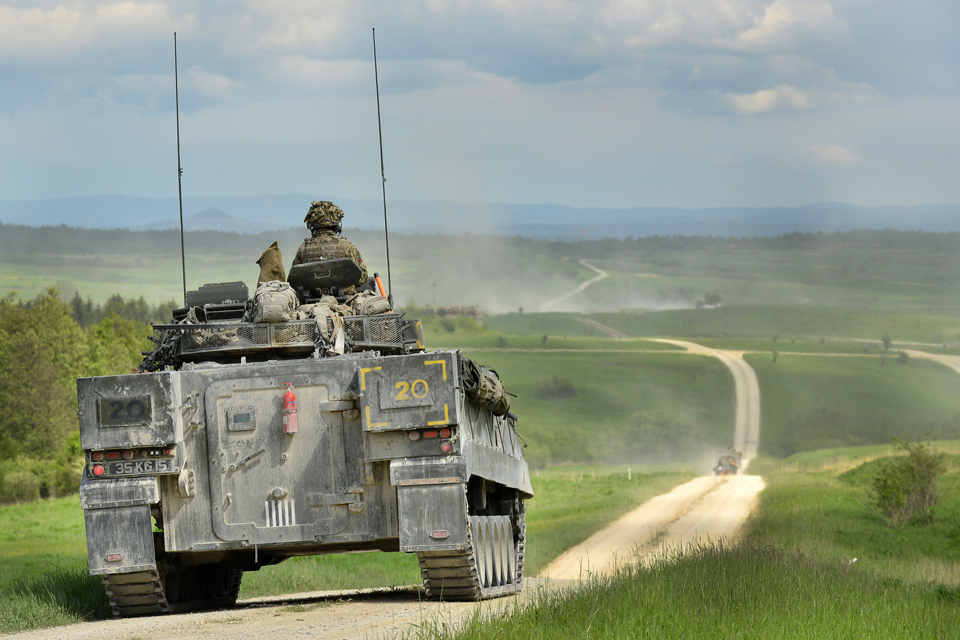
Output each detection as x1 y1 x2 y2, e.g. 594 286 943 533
102 565 242 617
417 496 526 601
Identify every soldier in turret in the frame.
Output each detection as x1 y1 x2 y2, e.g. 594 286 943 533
292 201 368 294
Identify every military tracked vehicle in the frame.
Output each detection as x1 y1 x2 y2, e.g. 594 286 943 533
77 260 532 616
713 447 742 476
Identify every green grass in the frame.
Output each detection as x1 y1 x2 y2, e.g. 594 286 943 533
692 337 901 354
586 305 960 343
238 552 421 599
419 543 960 640
745 354 960 457
746 441 960 587
447 350 735 467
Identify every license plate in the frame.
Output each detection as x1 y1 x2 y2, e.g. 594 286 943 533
109 459 175 475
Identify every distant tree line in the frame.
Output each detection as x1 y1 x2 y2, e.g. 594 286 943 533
67 293 179 329
3 223 960 261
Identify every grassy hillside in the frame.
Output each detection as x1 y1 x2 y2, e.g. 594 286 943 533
745 355 960 457
746 441 960 586
455 350 734 467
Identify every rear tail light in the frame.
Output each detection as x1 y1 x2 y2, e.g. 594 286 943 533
440 441 453 454
91 451 104 462
92 465 105 477
423 430 438 439
409 431 421 441
122 450 133 460
106 451 120 460
439 427 451 438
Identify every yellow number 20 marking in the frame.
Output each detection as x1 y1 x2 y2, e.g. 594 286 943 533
394 379 429 401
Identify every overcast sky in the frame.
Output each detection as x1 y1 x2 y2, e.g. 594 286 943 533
0 0 957 209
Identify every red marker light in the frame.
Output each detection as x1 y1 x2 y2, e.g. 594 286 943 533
430 530 449 539
106 553 122 562
423 430 438 439
164 449 172 455
122 450 133 460
409 431 421 441
92 452 104 462
439 428 451 438
106 451 120 460
92 465 105 477
440 441 453 454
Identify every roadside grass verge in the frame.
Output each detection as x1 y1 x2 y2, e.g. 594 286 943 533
415 542 960 639
747 443 960 586
744 354 960 457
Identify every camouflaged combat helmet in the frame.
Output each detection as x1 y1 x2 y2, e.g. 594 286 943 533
305 201 345 231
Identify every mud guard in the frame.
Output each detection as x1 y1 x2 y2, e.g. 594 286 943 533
80 475 160 575
392 458 469 552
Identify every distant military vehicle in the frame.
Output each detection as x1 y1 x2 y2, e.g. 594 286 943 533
713 447 742 476
77 260 532 616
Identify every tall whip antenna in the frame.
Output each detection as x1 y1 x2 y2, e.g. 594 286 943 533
174 32 187 306
372 28 393 308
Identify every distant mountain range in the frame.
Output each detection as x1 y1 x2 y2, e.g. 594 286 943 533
1 195 959 239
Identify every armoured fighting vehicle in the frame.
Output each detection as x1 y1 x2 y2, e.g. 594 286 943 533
77 260 532 616
713 447 742 476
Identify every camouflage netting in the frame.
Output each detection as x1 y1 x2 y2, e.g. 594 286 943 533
461 357 511 417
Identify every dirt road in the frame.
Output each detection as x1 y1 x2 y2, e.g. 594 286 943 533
7 581 565 640
541 475 765 580
650 339 761 458
540 260 609 311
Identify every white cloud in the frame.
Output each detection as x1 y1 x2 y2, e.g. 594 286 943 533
734 0 836 50
719 82 872 114
0 2 186 61
808 143 865 166
187 66 239 100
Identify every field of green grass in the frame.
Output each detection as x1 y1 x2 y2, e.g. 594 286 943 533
746 354 960 457
570 246 960 315
746 441 960 586
586 305 960 343
454 350 734 467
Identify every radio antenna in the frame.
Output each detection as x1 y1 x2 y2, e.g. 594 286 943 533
174 32 187 306
372 28 393 308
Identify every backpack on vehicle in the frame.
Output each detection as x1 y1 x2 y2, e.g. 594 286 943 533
253 281 298 323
